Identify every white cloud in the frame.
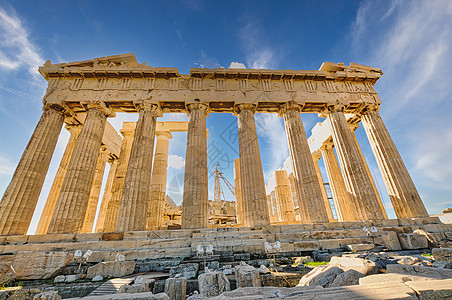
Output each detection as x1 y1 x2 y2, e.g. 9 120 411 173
228 62 246 69
168 154 185 169
195 50 223 69
255 114 289 179
0 6 44 77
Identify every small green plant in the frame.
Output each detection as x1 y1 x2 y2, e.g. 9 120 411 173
421 253 433 257
304 261 328 267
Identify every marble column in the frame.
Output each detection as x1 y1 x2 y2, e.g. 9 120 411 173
0 106 64 236
117 103 161 232
147 131 172 230
320 143 357 221
36 125 81 235
326 105 385 220
288 173 300 211
280 104 329 223
81 146 108 233
99 122 135 233
350 124 388 219
274 170 296 223
182 103 209 229
235 104 270 227
94 157 118 232
48 104 109 234
233 158 244 225
269 191 280 223
361 106 428 218
312 153 335 222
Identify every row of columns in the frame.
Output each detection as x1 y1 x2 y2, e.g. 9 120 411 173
0 101 428 236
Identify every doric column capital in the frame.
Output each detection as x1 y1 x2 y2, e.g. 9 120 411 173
134 101 163 117
325 104 345 114
359 104 380 115
82 102 115 117
312 151 322 161
320 142 334 151
186 102 209 116
65 124 82 135
44 103 65 115
156 131 172 140
277 102 303 117
120 122 137 137
233 103 257 115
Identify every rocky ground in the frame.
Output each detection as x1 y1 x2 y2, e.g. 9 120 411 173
1 245 452 299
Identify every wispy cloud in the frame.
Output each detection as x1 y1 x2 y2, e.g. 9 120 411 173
255 114 288 179
238 15 277 69
194 50 223 68
348 0 452 214
0 153 15 175
0 5 44 77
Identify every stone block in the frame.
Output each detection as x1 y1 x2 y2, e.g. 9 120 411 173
387 264 452 279
379 219 400 227
65 274 81 282
234 253 250 261
432 260 452 269
164 277 187 300
432 247 452 262
319 239 341 250
123 231 149 240
398 233 428 250
53 275 65 283
413 229 439 248
86 261 135 279
329 269 364 287
12 251 73 280
329 256 379 275
74 233 102 242
398 218 416 226
28 234 75 244
421 224 449 233
5 235 28 245
359 273 438 285
405 278 452 299
198 270 230 297
412 217 441 225
235 263 260 288
298 265 343 287
33 291 61 300
101 232 124 241
0 262 15 284
293 241 319 251
346 244 375 252
382 231 402 250
170 263 198 279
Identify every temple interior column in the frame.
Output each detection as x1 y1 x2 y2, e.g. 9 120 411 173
269 190 280 223
326 105 385 220
36 124 81 235
48 104 109 233
81 146 108 233
281 104 329 223
94 156 118 232
182 103 209 229
0 106 64 236
233 158 243 225
350 124 387 219
235 104 270 227
117 103 160 232
98 122 135 233
147 131 172 230
361 106 428 218
312 153 335 221
274 170 296 223
320 143 357 221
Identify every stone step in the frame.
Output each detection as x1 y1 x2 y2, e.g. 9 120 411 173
88 278 134 296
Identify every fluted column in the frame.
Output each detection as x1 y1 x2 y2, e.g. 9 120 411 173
312 153 335 221
95 157 118 232
233 159 244 225
36 125 81 234
350 124 388 219
147 131 172 230
81 146 108 233
320 143 357 221
116 103 161 232
0 106 64 235
361 105 428 218
280 104 329 223
274 170 296 223
235 104 269 227
288 173 300 211
326 105 385 220
48 104 109 233
269 190 280 223
182 103 209 229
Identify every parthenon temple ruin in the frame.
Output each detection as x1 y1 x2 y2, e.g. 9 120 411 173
2 53 452 299
0 53 430 235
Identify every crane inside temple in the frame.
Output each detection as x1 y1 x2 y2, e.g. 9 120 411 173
210 164 237 225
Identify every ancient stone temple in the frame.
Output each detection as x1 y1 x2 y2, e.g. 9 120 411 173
0 53 429 236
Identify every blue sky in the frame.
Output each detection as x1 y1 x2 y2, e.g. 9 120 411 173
0 1 451 233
